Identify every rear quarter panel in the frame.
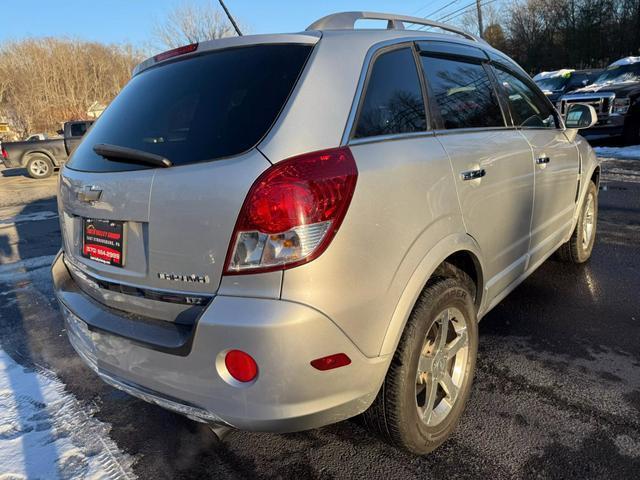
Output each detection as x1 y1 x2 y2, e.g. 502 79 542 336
280 136 465 357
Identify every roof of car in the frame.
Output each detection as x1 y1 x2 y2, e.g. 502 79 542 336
134 11 502 76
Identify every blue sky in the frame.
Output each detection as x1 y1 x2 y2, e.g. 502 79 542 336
1 1 464 47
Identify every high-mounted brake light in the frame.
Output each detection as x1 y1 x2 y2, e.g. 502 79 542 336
154 43 198 62
224 146 358 275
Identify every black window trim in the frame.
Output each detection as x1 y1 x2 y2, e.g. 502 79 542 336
417 44 512 133
347 42 432 144
489 62 564 131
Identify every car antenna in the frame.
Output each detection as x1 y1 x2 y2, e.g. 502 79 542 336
218 0 243 36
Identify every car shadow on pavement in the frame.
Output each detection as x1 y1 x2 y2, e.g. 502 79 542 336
1 167 29 178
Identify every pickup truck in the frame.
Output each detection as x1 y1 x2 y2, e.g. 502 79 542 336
1 120 93 178
534 68 602 103
558 57 640 144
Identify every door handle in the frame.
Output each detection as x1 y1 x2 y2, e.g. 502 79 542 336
537 155 550 164
460 168 486 181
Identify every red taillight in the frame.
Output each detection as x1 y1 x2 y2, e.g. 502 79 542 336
154 43 198 62
310 353 352 371
1 147 7 160
224 350 258 383
224 146 358 275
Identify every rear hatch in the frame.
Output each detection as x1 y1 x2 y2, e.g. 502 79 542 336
58 39 315 318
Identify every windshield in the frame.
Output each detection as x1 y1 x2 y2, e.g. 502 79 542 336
593 63 640 85
535 76 569 91
67 44 312 172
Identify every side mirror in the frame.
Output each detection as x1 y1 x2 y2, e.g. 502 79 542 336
56 129 64 135
565 103 597 129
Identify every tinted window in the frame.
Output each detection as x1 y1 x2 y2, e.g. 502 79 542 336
354 47 426 139
68 44 312 172
495 68 556 128
70 123 88 137
421 56 504 129
567 73 587 89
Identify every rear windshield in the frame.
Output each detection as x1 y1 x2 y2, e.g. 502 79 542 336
67 44 312 172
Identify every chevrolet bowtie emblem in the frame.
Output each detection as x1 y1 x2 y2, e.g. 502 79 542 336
77 185 102 203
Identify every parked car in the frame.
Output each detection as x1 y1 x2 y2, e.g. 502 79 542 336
52 12 601 455
533 68 602 103
1 120 93 178
558 56 640 143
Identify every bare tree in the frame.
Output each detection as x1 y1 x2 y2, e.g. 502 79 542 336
0 38 142 137
152 1 238 50
456 2 504 37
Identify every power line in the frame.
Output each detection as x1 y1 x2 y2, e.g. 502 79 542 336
425 0 460 19
415 0 477 30
441 0 498 23
435 0 478 23
414 0 498 34
411 2 433 16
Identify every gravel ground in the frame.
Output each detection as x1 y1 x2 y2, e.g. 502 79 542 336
0 154 638 479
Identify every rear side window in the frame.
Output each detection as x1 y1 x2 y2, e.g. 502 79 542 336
70 123 88 137
494 68 557 128
67 44 312 172
353 47 426 139
420 56 504 130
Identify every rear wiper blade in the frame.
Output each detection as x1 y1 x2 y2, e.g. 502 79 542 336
93 143 172 168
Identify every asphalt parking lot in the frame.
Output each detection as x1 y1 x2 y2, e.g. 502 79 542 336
0 152 638 479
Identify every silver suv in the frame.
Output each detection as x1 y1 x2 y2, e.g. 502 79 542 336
52 12 601 454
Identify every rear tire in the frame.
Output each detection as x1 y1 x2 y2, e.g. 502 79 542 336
557 180 598 264
362 273 478 454
26 154 53 179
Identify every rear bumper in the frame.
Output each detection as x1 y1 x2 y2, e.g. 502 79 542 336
52 251 388 432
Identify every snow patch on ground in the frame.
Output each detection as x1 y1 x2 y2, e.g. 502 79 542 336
594 145 640 160
0 350 136 479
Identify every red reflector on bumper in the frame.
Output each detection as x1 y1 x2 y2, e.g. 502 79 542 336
310 353 351 371
225 350 258 382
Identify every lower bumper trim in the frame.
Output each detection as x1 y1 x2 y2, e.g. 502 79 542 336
99 369 230 425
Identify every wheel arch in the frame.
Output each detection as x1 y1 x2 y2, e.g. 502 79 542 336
379 233 484 356
23 149 56 167
590 165 600 188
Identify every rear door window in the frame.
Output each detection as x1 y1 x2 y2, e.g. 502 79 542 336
70 122 89 137
420 56 504 130
67 44 312 172
494 68 557 128
353 47 427 139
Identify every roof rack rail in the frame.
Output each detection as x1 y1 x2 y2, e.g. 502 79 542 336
306 11 486 44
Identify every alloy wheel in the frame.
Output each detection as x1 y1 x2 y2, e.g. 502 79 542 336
30 158 50 177
415 307 469 427
582 192 595 249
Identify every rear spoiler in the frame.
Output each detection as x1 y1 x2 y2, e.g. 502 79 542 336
132 32 321 76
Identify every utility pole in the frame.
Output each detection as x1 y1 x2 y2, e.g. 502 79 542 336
218 0 243 36
476 0 484 39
